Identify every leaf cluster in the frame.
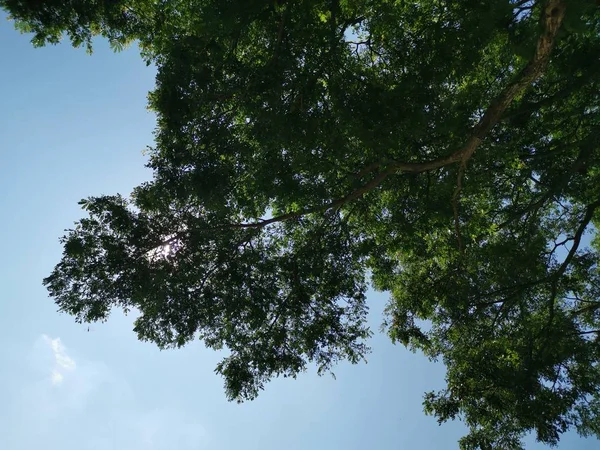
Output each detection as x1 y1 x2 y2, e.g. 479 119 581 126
4 0 600 447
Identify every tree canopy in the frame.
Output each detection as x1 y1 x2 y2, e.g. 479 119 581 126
3 0 600 448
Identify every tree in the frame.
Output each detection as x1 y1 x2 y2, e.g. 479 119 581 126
3 0 600 448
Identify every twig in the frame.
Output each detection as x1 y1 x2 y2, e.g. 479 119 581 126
576 329 600 336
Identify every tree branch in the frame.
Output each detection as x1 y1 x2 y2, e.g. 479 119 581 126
154 0 566 246
231 1 565 227
571 302 600 317
226 169 391 229
576 329 600 336
452 162 467 254
501 69 597 123
546 198 600 325
270 9 287 64
554 200 600 283
391 0 566 171
498 127 597 230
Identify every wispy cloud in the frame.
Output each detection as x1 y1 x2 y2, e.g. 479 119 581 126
9 334 210 450
40 334 76 385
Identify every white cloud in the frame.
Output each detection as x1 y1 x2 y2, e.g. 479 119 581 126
10 334 210 450
51 370 64 385
40 334 76 385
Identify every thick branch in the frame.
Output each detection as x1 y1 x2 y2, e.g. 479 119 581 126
231 1 565 229
155 0 566 246
392 0 566 170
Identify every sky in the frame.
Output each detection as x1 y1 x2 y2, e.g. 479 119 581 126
0 13 597 450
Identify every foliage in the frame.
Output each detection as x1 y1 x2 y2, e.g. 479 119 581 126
3 0 600 448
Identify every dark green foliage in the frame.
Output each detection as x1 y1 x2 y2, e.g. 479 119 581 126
2 0 133 51
4 0 600 448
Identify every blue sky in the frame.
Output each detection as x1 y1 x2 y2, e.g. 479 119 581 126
0 14 596 450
